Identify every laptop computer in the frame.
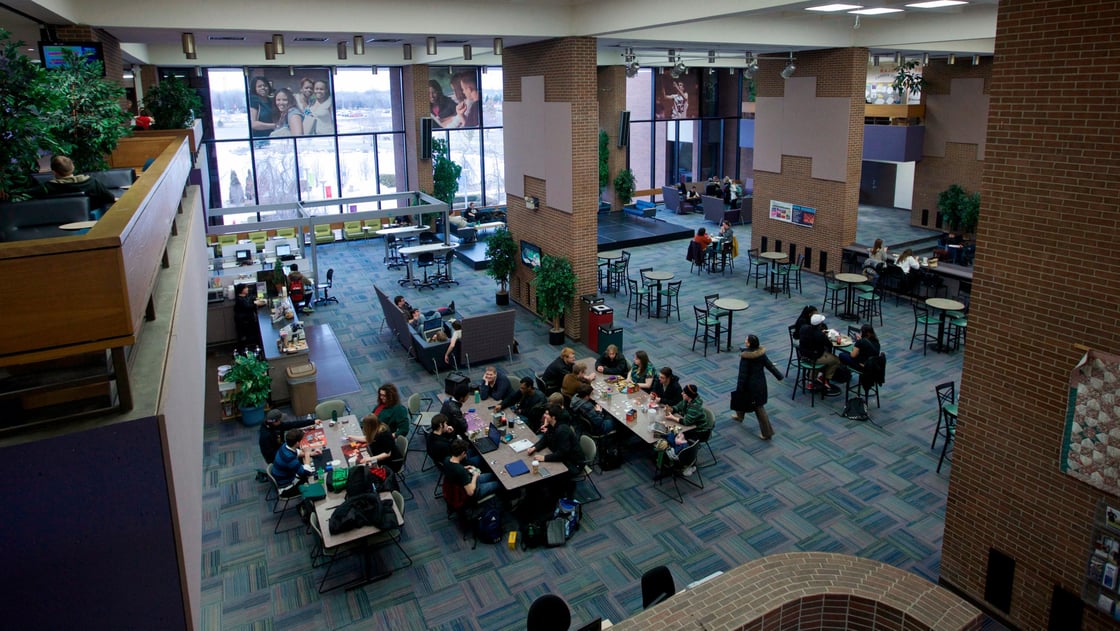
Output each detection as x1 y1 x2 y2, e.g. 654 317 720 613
473 422 504 454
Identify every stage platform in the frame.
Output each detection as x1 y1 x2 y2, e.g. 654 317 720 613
452 209 694 270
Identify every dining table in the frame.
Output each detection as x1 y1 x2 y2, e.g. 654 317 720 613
598 250 624 293
397 242 458 286
759 251 788 294
461 400 553 491
711 297 750 351
642 270 675 317
925 297 965 353
834 273 868 321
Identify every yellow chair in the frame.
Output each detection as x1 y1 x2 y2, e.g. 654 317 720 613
217 234 238 247
275 227 296 240
344 221 364 240
314 224 334 244
248 231 268 251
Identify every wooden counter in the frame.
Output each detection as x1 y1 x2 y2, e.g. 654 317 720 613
257 308 310 404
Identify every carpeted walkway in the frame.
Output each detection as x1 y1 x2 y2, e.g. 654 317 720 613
202 214 971 630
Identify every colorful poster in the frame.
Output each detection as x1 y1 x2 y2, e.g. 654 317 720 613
655 68 700 120
769 200 816 228
1062 350 1120 496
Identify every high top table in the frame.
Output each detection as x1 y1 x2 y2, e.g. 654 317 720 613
759 251 788 294
376 225 428 263
711 297 750 351
925 297 965 353
397 243 458 286
834 273 868 321
642 270 675 318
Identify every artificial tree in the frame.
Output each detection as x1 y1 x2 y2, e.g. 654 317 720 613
484 227 518 305
0 29 62 199
533 254 578 345
937 184 981 235
40 50 131 173
613 168 636 206
892 59 927 102
143 76 203 130
598 129 610 193
430 137 462 206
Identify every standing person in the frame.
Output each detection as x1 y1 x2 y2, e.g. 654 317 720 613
630 350 656 391
287 264 312 314
443 320 462 366
373 383 411 438
249 76 275 138
271 88 305 136
233 283 262 348
305 80 335 135
595 344 630 376
732 334 784 440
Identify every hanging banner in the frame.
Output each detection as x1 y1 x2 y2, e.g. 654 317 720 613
769 200 816 228
1062 349 1120 496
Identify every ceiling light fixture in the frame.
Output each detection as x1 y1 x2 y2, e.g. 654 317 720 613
947 53 956 64
894 52 902 64
426 37 437 56
353 35 365 55
493 38 503 55
805 3 864 11
922 53 930 65
744 53 758 78
708 50 716 64
337 41 347 60
780 52 797 79
182 33 196 60
195 66 203 77
403 43 413 60
272 34 285 55
264 42 275 61
288 65 294 76
873 55 880 66
849 7 904 14
625 59 640 78
463 44 472 61
668 49 676 64
670 58 687 79
906 0 968 8
972 54 980 65
372 66 378 75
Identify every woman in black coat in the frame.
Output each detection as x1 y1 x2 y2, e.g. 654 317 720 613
732 334 784 440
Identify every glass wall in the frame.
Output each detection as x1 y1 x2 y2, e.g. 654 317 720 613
197 66 506 224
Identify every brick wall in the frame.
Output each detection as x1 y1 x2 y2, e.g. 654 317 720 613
53 24 124 85
597 65 627 210
503 38 599 340
403 65 431 195
911 60 991 227
752 48 865 274
940 2 1120 630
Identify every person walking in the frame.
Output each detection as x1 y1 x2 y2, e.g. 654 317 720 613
731 334 784 440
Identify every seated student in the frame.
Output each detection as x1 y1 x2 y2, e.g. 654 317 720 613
448 209 468 228
692 227 713 252
395 295 454 320
527 405 583 475
663 384 710 441
477 365 512 402
717 219 735 241
895 248 922 293
427 414 483 468
270 429 318 497
799 313 841 392
791 305 818 342
547 392 574 427
444 320 462 366
542 347 576 393
571 383 616 435
352 414 399 469
258 409 314 465
495 377 548 431
839 324 881 371
630 350 657 391
372 383 411 438
440 384 471 437
595 344 630 376
649 367 683 407
654 429 692 477
463 202 480 223
561 361 595 400
445 438 501 500
34 155 117 212
863 238 888 275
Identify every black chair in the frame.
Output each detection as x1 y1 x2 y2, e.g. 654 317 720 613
641 565 677 609
745 248 768 289
415 251 436 290
792 347 825 407
772 261 792 299
784 323 799 379
843 337 885 410
653 440 703 504
789 253 805 294
855 275 883 326
314 268 339 305
527 594 571 631
609 251 631 294
691 305 721 357
434 250 459 287
934 381 958 473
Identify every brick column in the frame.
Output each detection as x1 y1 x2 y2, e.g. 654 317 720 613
402 65 432 195
752 48 866 274
940 2 1120 630
911 59 991 228
502 37 599 341
597 65 627 210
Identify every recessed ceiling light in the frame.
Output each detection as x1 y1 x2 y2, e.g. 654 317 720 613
806 3 864 11
906 1 967 8
849 7 905 15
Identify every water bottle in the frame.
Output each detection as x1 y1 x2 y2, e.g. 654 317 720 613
474 390 481 404
331 410 338 423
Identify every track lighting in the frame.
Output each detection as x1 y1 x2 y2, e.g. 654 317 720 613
403 43 413 61
427 37 437 56
493 38 503 56
744 54 758 79
288 66 294 76
922 53 930 65
182 33 196 60
272 34 285 55
264 42 275 61
708 50 716 64
780 53 796 79
670 59 687 79
337 41 347 60
972 55 980 66
463 44 472 61
894 52 902 65
947 53 956 65
625 59 640 78
353 35 365 56
668 49 676 64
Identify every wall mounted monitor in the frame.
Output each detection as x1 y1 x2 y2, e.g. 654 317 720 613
38 42 107 76
520 240 542 269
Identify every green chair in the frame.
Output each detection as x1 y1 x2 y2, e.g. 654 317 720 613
248 231 268 251
275 227 296 240
314 224 334 244
343 221 364 240
217 234 238 247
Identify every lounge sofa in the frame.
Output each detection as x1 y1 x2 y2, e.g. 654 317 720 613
661 186 696 214
702 195 741 225
0 196 92 242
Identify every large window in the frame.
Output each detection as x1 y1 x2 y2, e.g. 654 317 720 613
429 66 505 208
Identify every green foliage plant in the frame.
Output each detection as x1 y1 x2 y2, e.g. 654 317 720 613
484 227 518 295
0 29 62 199
431 137 462 207
41 50 131 173
613 168 636 205
937 184 980 234
532 254 578 333
892 59 927 98
598 129 610 191
143 76 203 129
224 352 272 408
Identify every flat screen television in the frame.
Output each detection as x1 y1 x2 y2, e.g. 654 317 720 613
520 240 542 269
235 249 252 263
38 42 107 76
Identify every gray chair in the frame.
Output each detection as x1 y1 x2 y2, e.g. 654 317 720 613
406 392 436 452
390 435 414 500
571 435 602 503
314 399 348 421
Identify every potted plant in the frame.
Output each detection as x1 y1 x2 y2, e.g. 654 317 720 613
532 254 577 345
0 29 62 200
598 130 610 193
485 227 518 305
223 351 272 426
431 137 462 206
142 76 203 130
892 59 926 103
937 184 980 235
613 168 636 207
40 50 131 173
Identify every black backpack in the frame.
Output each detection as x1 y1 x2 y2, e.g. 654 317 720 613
474 507 503 544
841 397 870 422
598 444 622 471
523 520 548 549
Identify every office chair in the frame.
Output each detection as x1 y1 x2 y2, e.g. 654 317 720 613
314 268 339 306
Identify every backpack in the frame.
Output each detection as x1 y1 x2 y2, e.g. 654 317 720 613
442 477 469 513
474 507 503 544
841 397 870 421
834 365 853 386
598 444 622 471
555 498 582 540
327 467 350 493
522 520 548 549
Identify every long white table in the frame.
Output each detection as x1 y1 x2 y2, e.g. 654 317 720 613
376 225 428 263
398 243 458 286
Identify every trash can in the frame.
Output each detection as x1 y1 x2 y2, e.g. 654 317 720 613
587 304 614 353
580 294 604 345
597 325 623 355
286 361 318 416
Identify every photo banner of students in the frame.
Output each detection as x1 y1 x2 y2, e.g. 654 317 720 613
246 68 335 138
655 68 700 120
428 67 482 128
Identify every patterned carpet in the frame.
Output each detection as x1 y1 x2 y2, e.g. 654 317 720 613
202 206 970 630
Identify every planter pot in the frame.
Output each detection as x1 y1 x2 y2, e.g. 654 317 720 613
548 329 565 346
239 403 266 426
496 291 510 306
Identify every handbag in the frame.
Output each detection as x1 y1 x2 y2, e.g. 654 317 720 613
730 388 756 413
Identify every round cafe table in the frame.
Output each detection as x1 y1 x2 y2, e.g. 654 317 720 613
834 273 868 321
59 220 98 231
759 251 788 294
598 250 623 293
643 270 675 318
712 297 749 351
925 297 965 353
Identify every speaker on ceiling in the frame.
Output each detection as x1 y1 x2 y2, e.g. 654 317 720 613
617 110 631 148
420 117 433 160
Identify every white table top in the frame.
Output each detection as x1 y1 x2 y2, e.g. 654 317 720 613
398 243 457 256
643 270 675 281
712 297 749 311
835 273 868 284
59 220 98 230
760 251 788 261
473 221 506 230
598 250 623 260
376 225 428 236
926 298 965 311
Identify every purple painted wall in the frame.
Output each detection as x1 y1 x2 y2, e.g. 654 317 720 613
863 125 925 162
